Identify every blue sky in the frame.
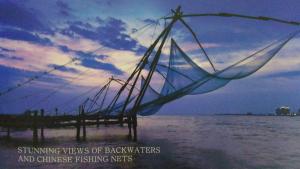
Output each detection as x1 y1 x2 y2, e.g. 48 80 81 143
0 0 300 114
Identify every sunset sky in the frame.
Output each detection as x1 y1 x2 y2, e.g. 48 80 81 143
0 0 300 115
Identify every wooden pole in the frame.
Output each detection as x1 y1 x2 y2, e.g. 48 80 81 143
179 18 216 72
132 115 137 141
6 127 10 140
104 115 108 127
128 8 180 142
40 109 45 142
76 106 81 141
33 111 38 144
55 108 58 116
127 116 132 140
96 112 100 128
106 15 174 120
5 115 11 140
82 106 86 141
119 114 124 127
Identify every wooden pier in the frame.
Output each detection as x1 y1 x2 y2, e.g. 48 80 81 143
0 108 137 144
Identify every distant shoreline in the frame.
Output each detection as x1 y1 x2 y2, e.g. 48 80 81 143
214 113 299 117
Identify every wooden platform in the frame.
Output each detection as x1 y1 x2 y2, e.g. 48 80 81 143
0 109 132 144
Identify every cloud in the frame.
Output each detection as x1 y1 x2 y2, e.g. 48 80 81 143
0 38 78 89
0 64 36 88
0 53 23 61
48 33 100 52
0 38 106 90
48 64 78 73
0 64 67 90
0 38 72 73
0 28 52 45
143 18 158 25
0 47 23 61
263 70 300 79
73 50 123 74
75 51 108 60
54 44 123 74
74 51 122 74
80 58 123 75
61 17 146 54
0 47 15 52
56 0 72 17
0 1 52 33
0 34 126 88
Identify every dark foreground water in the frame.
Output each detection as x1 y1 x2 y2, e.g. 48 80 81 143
0 115 300 169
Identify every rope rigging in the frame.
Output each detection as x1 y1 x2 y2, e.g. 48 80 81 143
48 59 141 115
178 18 216 72
0 58 77 97
163 12 300 26
27 68 91 111
103 6 300 118
0 17 161 99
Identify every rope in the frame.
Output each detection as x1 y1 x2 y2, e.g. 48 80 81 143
0 59 77 97
47 58 140 115
27 68 91 111
163 12 300 26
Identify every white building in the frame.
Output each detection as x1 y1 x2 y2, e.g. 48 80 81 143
275 106 290 116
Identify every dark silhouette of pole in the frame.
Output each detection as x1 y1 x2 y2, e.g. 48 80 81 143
130 6 181 141
127 116 132 140
105 11 177 121
6 127 10 140
179 18 216 72
33 110 38 144
82 106 86 141
40 109 45 142
76 106 81 141
163 12 300 26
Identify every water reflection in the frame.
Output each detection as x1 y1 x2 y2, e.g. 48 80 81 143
1 115 300 169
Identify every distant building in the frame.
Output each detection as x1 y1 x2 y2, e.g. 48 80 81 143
23 110 32 116
297 109 300 116
246 112 253 115
275 106 290 116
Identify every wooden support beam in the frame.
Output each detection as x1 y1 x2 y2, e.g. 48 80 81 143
40 109 45 142
132 115 137 141
6 127 10 140
82 106 86 141
106 13 175 119
128 7 180 142
179 18 216 72
96 112 100 128
33 111 38 144
76 106 81 141
119 113 124 127
127 116 132 140
104 115 108 127
128 13 177 142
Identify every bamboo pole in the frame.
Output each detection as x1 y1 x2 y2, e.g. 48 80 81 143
130 9 179 142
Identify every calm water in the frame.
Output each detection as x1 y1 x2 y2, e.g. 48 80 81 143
0 115 300 169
